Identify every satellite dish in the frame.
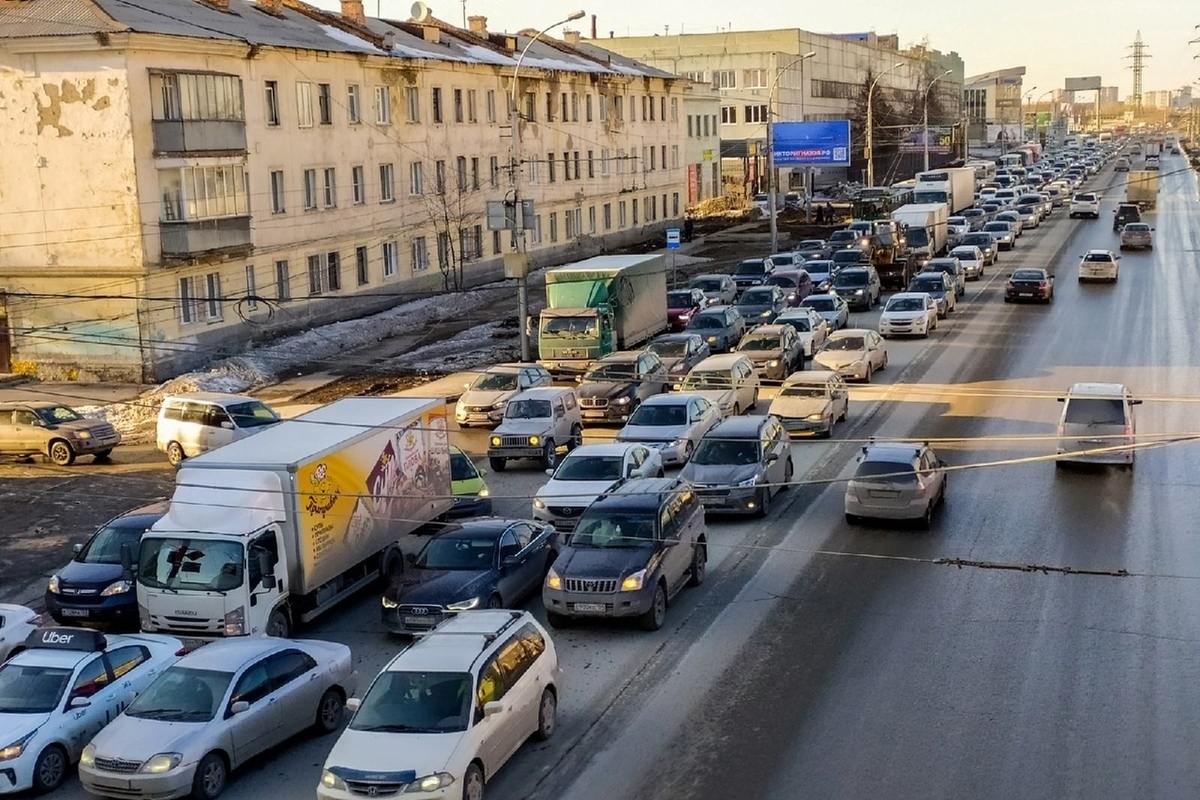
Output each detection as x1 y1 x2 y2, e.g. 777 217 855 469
410 1 431 22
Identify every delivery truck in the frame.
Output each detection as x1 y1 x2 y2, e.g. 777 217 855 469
913 167 976 215
1126 170 1158 209
892 203 949 262
537 254 668 374
137 397 452 642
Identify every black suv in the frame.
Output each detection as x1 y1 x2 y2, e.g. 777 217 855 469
1113 203 1141 232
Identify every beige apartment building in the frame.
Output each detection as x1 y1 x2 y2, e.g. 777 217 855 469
0 0 687 381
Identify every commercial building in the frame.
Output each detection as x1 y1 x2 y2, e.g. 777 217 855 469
964 67 1026 148
600 29 964 197
0 0 687 381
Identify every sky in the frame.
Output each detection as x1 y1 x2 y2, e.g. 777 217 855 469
324 0 1200 100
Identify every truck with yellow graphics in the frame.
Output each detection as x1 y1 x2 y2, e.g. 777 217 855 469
137 397 451 642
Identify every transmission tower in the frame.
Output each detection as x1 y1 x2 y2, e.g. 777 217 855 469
1125 31 1149 115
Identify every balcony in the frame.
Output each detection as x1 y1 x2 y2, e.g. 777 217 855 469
160 216 252 260
153 119 246 154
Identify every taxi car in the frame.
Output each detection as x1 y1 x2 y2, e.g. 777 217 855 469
0 605 40 662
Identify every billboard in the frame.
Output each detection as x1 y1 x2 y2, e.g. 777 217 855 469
772 120 851 166
899 125 955 154
1065 76 1102 91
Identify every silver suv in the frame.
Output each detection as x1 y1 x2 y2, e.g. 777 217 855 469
0 401 122 465
487 387 583 471
844 442 947 527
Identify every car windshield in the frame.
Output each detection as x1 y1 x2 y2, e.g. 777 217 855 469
137 537 245 591
584 364 636 382
834 272 867 287
681 371 733 390
780 386 829 399
805 262 833 277
1125 224 1150 233
780 317 811 332
829 231 856 242
799 240 824 248
225 401 280 428
734 261 766 276
823 337 864 352
983 223 1009 232
554 455 623 481
769 255 796 266
688 315 724 330
887 298 927 312
541 316 597 337
690 437 760 466
739 289 775 305
416 536 496 570
0 664 72 713
505 399 551 419
450 452 479 482
350 671 472 734
627 404 688 427
125 667 233 722
34 405 84 424
951 250 977 260
570 513 657 547
647 340 688 358
78 520 147 564
802 298 834 312
1011 270 1045 281
470 372 518 391
855 460 917 482
909 279 942 293
739 335 782 351
963 235 991 246
691 278 724 292
667 292 697 309
1083 253 1113 262
765 276 797 289
1064 398 1127 425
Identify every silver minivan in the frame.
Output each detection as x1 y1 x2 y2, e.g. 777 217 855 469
1056 383 1140 469
156 393 281 465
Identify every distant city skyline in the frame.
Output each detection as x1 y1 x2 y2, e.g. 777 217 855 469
326 0 1200 102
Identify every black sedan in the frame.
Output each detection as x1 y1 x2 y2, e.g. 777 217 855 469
381 518 558 635
1004 268 1054 304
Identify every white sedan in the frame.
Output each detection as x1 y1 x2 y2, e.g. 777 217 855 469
950 245 985 280
0 627 183 794
879 293 938 339
532 443 665 529
0 604 40 662
775 307 829 357
80 637 356 800
813 329 889 383
614 393 722 465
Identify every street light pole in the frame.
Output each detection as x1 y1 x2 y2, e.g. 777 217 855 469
510 9 585 363
1034 89 1053 143
866 61 905 187
1020 85 1037 144
767 50 816 252
922 69 953 172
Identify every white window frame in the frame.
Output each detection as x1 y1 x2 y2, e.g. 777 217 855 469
296 82 313 127
205 271 223 321
409 161 424 195
375 85 391 124
302 168 317 210
383 240 399 277
380 163 395 202
351 165 365 204
323 167 336 208
270 170 286 213
411 237 429 272
406 86 420 122
347 84 361 124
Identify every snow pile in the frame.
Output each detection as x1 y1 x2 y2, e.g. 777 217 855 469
394 321 519 373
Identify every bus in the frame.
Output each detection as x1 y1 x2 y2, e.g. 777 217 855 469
850 184 913 221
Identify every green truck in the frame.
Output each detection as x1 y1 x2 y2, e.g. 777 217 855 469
537 254 668 374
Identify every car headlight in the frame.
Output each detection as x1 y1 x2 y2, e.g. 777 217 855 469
707 336 718 342
48 574 60 594
80 743 95 768
806 412 829 421
321 770 347 791
768 360 780 367
224 606 245 637
529 435 541 446
381 596 399 609
404 773 457 793
614 396 632 405
447 597 481 611
76 430 92 440
853 289 864 295
491 401 506 410
477 487 489 498
140 753 182 774
620 569 647 592
100 580 132 596
760 310 772 317
735 476 758 487
533 498 546 510
0 730 36 762
545 568 563 590
490 436 501 447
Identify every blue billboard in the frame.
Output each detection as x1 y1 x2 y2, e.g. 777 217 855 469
772 120 851 166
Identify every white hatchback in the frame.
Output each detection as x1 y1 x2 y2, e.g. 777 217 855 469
1078 249 1120 283
1069 193 1100 219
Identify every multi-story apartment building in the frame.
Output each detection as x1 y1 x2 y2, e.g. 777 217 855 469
0 0 686 381
602 29 964 196
681 82 722 204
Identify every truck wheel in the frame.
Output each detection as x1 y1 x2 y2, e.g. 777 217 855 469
540 440 558 470
266 609 291 638
488 456 507 472
48 439 75 466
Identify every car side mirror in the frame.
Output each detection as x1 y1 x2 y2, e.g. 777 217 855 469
69 696 92 709
120 542 135 582
765 452 780 463
73 543 84 555
346 698 361 712
484 701 505 718
229 700 250 716
1132 399 1143 406
502 554 521 567
220 421 234 430
405 551 417 565
1057 397 1065 403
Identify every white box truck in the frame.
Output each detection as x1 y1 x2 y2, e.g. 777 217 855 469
137 397 452 642
913 167 976 215
892 203 949 261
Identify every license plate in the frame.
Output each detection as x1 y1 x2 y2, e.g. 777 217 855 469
404 616 437 627
868 490 899 499
59 608 89 618
573 603 606 613
1019 293 1033 297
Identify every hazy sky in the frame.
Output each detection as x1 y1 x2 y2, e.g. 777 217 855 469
330 0 1199 99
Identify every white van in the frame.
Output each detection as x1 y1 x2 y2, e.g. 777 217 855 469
1056 383 1140 469
156 392 281 465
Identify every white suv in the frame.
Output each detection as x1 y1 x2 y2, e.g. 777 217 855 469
318 610 561 800
1069 192 1100 219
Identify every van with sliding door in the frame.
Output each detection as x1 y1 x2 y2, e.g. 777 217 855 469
156 392 281 465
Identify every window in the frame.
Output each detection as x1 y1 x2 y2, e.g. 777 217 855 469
721 106 737 124
245 265 257 310
351 165 365 204
461 225 482 260
546 92 554 121
601 148 611 176
633 198 639 224
152 72 244 121
405 86 419 122
205 272 222 320
409 237 426 273
588 205 596 234
630 94 637 121
603 202 612 230
599 94 608 122
489 156 500 188
548 153 556 183
323 167 336 208
586 94 593 122
563 153 571 181
616 148 625 175
432 87 443 123
528 157 539 185
573 151 581 180
380 163 395 202
587 150 595 178
712 70 736 89
375 85 391 124
485 89 496 123
383 240 399 277
549 212 558 243
649 195 656 220
615 96 624 120
703 115 710 136
302 169 317 210
650 147 656 171
275 260 291 300
317 83 332 125
492 229 502 255
453 88 463 122
671 144 679 169
179 276 199 324
618 201 627 228
571 92 579 121
107 646 149 680
264 80 280 126
269 170 285 213
436 231 450 268
231 661 273 707
643 95 650 120
687 115 693 137
524 90 536 121
565 209 575 239
296 82 313 127
326 251 341 291
672 192 679 216
347 84 361 123
744 104 768 123
467 89 477 122
670 97 678 121
70 655 111 702
435 160 446 194
471 157 480 190
355 245 368 285
307 255 323 295
662 145 667 170
159 165 249 221
531 215 542 244
409 162 424 195
457 155 468 192
743 68 768 89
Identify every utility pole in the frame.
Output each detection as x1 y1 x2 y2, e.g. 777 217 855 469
767 50 816 252
923 69 952 172
866 62 904 187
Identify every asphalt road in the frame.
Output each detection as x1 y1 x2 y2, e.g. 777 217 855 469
18 152 1200 800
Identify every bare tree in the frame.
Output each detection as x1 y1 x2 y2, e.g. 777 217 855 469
420 159 485 292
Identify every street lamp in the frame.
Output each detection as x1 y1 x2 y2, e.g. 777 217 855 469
1020 85 1037 143
866 61 905 187
766 50 816 252
1034 89 1053 141
922 69 953 172
509 9 586 362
